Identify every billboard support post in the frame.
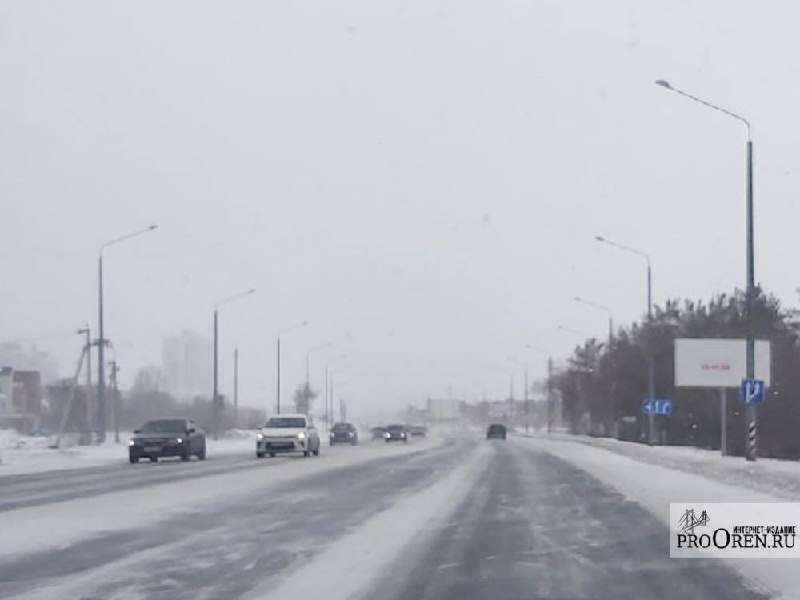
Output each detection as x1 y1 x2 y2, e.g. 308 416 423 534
720 387 727 457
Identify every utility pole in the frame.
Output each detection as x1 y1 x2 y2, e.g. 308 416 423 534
213 308 219 439
276 337 281 414
97 254 105 443
323 366 328 430
646 262 656 445
330 371 335 424
547 357 554 433
233 347 239 428
109 360 120 443
212 288 256 439
524 366 529 433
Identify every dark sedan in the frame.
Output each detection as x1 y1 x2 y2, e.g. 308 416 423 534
330 422 358 445
129 418 206 463
384 424 408 443
486 423 507 440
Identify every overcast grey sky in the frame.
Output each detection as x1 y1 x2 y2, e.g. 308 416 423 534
2 1 799 415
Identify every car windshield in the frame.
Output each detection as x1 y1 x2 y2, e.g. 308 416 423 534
387 425 404 432
265 418 306 428
140 420 185 433
332 424 351 432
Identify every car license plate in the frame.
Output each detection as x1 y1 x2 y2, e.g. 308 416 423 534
144 446 160 453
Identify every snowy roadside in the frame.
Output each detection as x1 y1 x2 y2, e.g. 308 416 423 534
525 431 800 501
0 429 257 477
519 435 797 600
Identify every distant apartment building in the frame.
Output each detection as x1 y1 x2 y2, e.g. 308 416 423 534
0 366 43 432
161 330 211 399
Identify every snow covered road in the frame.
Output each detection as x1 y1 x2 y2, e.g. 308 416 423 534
0 433 784 599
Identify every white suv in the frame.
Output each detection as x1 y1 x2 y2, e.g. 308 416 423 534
256 413 321 458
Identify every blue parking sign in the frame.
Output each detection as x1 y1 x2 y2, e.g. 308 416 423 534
741 379 766 404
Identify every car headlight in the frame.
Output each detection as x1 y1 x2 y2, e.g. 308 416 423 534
257 432 264 440
384 432 391 438
297 431 306 440
176 437 183 444
128 439 135 447
348 432 354 437
400 433 406 438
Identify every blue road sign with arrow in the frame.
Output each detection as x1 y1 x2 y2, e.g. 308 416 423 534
642 398 673 415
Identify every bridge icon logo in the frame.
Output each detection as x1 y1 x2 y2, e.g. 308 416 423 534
678 508 710 534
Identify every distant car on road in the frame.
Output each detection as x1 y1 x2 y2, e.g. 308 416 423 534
129 418 206 463
257 413 320 458
370 426 387 440
384 424 408 443
408 425 428 438
486 424 507 440
330 422 358 446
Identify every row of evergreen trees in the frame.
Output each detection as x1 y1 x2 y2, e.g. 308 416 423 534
553 288 800 458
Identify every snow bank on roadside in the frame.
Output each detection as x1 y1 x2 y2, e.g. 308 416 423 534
520 435 798 600
530 432 800 501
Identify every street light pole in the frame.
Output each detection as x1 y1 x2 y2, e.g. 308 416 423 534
212 288 256 439
574 296 615 434
233 347 239 428
213 308 219 438
656 78 757 460
275 321 309 414
97 224 158 444
524 344 551 433
595 235 657 444
276 336 281 414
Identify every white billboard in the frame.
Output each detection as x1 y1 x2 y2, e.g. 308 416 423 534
674 338 771 388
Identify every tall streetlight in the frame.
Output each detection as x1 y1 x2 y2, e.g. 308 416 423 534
573 297 617 435
276 321 309 414
324 353 348 430
306 342 333 387
97 224 158 443
508 355 530 432
656 78 756 460
213 288 256 439
524 344 553 433
595 234 657 444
